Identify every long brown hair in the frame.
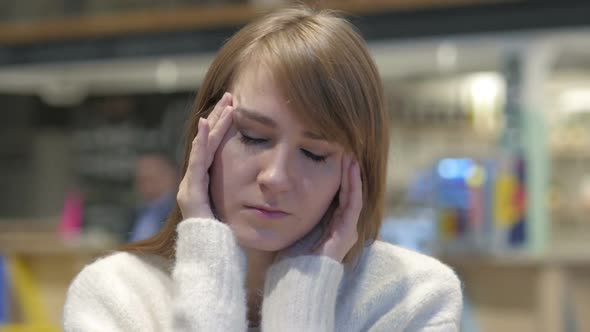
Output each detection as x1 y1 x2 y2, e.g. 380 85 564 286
122 5 389 264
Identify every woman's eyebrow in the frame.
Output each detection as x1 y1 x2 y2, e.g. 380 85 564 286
303 130 325 141
235 107 277 128
235 106 327 141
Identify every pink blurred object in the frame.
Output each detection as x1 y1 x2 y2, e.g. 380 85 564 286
58 191 83 240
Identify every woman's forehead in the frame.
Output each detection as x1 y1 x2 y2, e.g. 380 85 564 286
233 71 283 105
230 58 350 147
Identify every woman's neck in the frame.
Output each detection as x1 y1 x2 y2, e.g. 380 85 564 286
244 248 276 328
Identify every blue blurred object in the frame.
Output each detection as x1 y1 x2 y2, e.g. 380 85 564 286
129 192 175 242
437 158 474 180
461 294 480 332
380 209 437 254
435 158 475 210
0 255 8 324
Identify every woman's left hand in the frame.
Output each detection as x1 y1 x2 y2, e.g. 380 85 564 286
312 155 363 262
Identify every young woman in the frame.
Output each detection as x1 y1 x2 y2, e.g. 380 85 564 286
63 6 462 332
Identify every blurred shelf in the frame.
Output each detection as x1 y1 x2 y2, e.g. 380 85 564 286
1 0 590 68
0 3 257 45
0 231 116 256
442 249 590 268
452 256 590 332
0 220 116 256
551 150 590 161
0 0 498 45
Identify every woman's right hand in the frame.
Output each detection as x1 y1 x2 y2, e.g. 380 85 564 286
177 92 234 220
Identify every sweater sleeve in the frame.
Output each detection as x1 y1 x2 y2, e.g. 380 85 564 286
261 255 344 332
63 218 248 332
63 252 174 332
172 217 248 331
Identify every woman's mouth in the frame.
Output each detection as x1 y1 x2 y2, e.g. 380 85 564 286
245 205 289 220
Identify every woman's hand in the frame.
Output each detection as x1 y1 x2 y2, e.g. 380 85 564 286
312 155 363 262
177 92 234 220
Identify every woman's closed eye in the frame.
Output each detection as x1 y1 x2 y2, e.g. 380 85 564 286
239 132 328 163
239 132 268 146
302 149 327 163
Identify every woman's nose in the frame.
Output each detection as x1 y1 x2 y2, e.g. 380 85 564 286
257 147 292 194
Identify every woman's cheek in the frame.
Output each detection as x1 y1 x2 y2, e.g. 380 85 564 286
308 159 339 182
303 164 340 202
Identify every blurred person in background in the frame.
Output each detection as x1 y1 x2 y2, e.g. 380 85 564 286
64 5 462 331
129 151 178 242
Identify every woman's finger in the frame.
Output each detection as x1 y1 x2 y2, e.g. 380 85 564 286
310 155 350 251
311 211 334 251
188 118 209 182
178 118 211 218
207 92 232 129
206 106 234 167
312 155 352 251
342 161 363 232
338 155 352 212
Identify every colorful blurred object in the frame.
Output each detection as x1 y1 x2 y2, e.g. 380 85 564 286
408 155 529 253
58 191 83 241
0 257 60 331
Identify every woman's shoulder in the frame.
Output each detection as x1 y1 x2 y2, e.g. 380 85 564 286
362 240 458 279
337 241 462 329
344 240 462 298
335 241 462 330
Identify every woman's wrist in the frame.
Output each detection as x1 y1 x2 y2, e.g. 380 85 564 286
176 217 243 264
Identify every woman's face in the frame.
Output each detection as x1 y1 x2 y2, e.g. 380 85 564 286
209 67 343 251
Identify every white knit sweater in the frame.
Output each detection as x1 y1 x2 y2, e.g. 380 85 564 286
63 218 462 331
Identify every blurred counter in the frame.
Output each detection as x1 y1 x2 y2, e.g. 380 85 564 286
0 220 115 326
443 252 590 332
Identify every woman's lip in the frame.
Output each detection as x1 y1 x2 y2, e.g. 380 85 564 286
246 205 287 213
246 206 289 219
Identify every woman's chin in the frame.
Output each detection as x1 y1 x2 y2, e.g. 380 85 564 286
235 235 284 251
232 227 287 252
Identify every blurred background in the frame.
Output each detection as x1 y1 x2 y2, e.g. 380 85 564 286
0 0 589 331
